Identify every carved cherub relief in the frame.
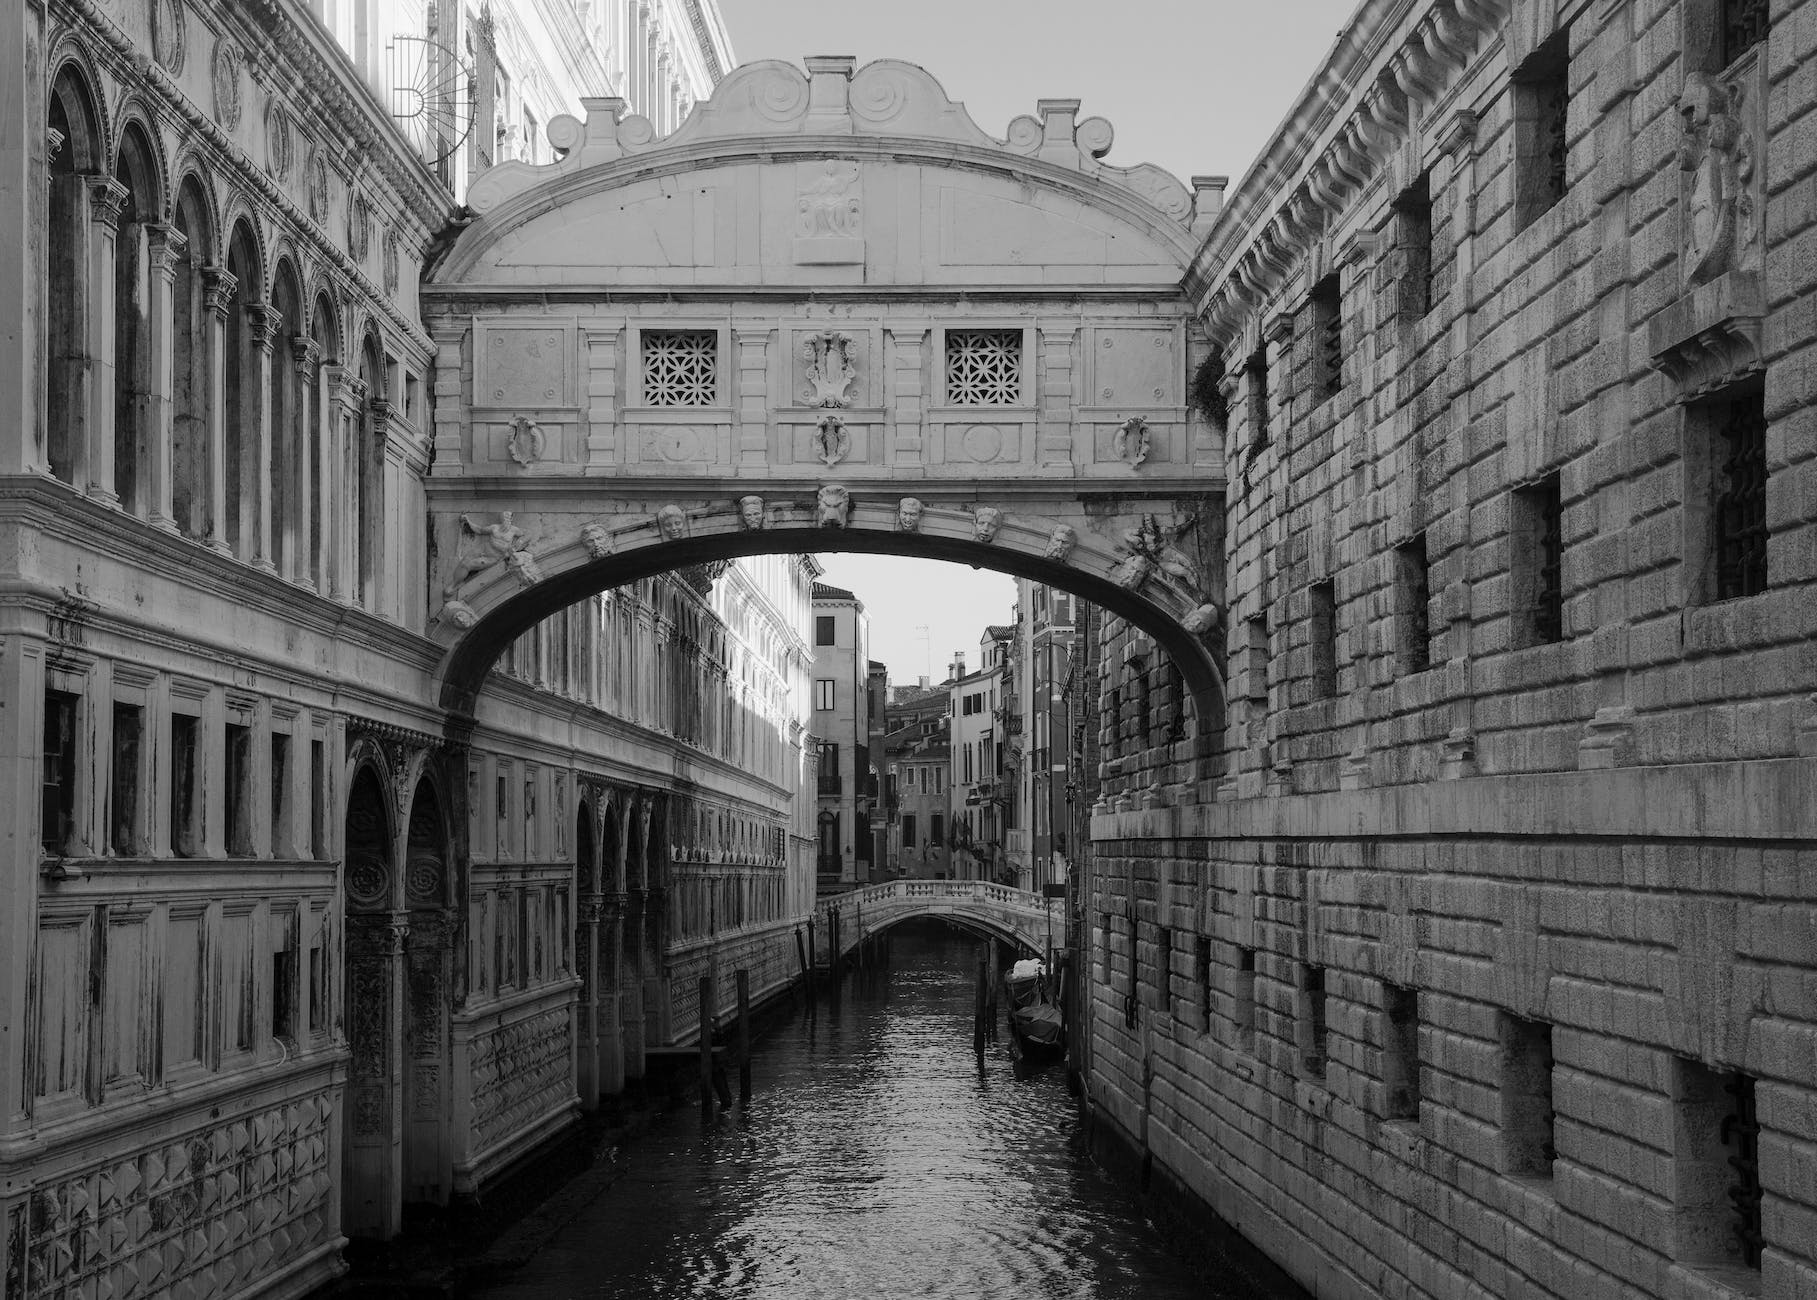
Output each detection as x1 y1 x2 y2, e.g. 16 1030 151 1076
445 511 532 596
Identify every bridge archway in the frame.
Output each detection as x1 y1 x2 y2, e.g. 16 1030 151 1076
422 55 1229 778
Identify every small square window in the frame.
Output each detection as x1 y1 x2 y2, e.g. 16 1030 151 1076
642 330 718 407
1300 964 1328 1078
170 712 200 858
815 615 836 646
1672 1059 1762 1270
945 329 1022 406
1245 346 1270 449
41 688 80 855
1383 984 1421 1121
1233 948 1257 1052
1309 580 1337 700
1719 0 1770 68
110 703 144 856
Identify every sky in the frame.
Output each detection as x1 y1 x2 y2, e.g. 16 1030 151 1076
721 0 1363 684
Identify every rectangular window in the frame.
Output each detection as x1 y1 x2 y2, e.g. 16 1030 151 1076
1300 963 1328 1078
1396 533 1433 674
110 703 143 856
1720 0 1770 68
41 689 79 855
930 813 943 846
817 741 841 795
1234 948 1257 1051
1309 580 1337 700
1393 170 1434 320
225 722 252 857
1672 1059 1762 1269
1513 28 1571 230
1195 935 1213 1031
1245 346 1270 449
1712 387 1768 600
642 329 718 407
1501 1014 1556 1178
815 678 835 711
902 813 916 848
1383 984 1421 1121
272 946 297 1042
945 328 1022 406
1513 474 1565 645
271 733 291 857
310 738 326 859
308 940 326 1034
1310 274 1343 400
170 711 200 857
815 615 836 646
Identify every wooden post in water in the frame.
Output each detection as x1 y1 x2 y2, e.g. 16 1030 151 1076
973 949 988 1055
986 942 1001 1042
736 968 752 1103
698 975 715 1119
795 926 810 996
805 918 817 994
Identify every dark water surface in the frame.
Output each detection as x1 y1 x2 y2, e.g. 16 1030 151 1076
474 923 1297 1300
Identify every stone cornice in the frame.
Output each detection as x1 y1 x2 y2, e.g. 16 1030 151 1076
1187 0 1510 347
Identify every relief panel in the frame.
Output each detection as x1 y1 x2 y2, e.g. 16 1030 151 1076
162 907 206 1075
32 912 92 1109
467 1006 574 1157
473 320 578 411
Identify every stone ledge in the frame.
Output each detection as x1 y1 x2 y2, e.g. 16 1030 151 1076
1090 757 1817 843
1645 271 1764 398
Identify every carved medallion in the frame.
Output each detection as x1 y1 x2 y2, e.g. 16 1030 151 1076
211 39 244 131
350 193 372 260
151 0 187 75
507 416 546 466
1115 415 1151 468
405 851 443 904
347 857 389 906
961 424 1003 462
304 148 331 225
794 160 863 264
801 331 857 407
382 228 400 293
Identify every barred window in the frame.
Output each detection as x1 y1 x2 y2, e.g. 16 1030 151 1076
1393 171 1434 321
1714 390 1768 600
1513 28 1571 231
642 330 718 406
1513 474 1564 646
1721 0 1769 67
945 329 1022 406
1311 274 1343 400
1397 533 1432 674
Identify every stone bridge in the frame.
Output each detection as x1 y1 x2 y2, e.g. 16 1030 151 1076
813 879 1068 960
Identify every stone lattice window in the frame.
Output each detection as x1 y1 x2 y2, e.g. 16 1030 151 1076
945 329 1022 406
642 330 718 406
1721 0 1770 66
1715 391 1768 600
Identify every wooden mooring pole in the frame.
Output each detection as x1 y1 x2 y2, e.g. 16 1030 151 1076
805 918 817 995
736 968 752 1103
973 949 988 1055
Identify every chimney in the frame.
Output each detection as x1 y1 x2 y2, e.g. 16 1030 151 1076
918 675 929 690
949 652 966 681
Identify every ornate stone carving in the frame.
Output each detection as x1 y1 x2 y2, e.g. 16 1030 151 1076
1182 602 1222 636
794 159 863 264
350 193 372 260
201 266 238 319
507 416 547 466
973 507 1002 544
738 495 766 530
505 548 543 586
896 496 924 532
1115 513 1203 596
1044 524 1077 561
815 484 851 529
347 855 389 906
446 511 531 595
265 104 293 180
469 1008 573 1153
814 412 851 467
1114 415 1151 468
211 38 243 130
801 330 857 407
151 0 186 75
382 228 400 293
304 147 331 225
655 504 689 540
405 851 443 905
439 598 478 629
1113 553 1155 591
1679 70 1760 286
580 523 615 558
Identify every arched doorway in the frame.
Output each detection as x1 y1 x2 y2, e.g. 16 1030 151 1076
341 764 397 1239
402 777 451 1205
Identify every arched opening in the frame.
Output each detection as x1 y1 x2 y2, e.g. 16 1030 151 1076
45 65 101 486
170 175 211 540
308 293 339 593
402 777 451 1207
341 763 397 1240
356 330 386 608
269 261 303 580
111 121 160 518
223 221 260 560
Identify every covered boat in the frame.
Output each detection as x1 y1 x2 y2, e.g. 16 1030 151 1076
1004 958 1065 1057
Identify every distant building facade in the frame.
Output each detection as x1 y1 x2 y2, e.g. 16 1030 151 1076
1008 581 1088 894
948 634 1009 883
809 583 872 891
882 684 953 879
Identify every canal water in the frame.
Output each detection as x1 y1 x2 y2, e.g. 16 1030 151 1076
473 921 1302 1300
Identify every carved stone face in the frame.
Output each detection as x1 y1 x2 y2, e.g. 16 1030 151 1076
1182 602 1221 636
816 484 851 529
1044 524 1077 562
738 495 766 530
897 497 924 532
974 507 1002 543
1114 554 1154 591
656 504 688 540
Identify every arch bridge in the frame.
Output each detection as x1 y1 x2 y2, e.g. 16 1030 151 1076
814 879 1069 961
422 55 1231 772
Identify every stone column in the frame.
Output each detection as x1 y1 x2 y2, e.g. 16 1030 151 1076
1037 325 1077 467
366 397 393 613
143 223 186 531
621 890 646 1078
245 304 281 573
599 900 626 1094
575 895 603 1108
344 912 410 1241
201 268 237 553
329 369 368 605
83 176 129 505
885 325 927 466
290 336 320 590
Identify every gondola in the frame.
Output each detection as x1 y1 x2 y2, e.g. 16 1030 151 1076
1004 957 1065 1060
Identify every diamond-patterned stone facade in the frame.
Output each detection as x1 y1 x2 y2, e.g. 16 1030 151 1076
469 1008 573 1153
9 1091 336 1299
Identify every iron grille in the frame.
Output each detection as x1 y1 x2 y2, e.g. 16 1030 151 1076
1722 1073 1763 1269
1538 74 1569 212
1402 536 1431 673
643 330 718 407
1715 393 1768 600
1722 0 1770 67
1395 174 1434 320
945 329 1022 406
1313 276 1343 399
1534 477 1564 642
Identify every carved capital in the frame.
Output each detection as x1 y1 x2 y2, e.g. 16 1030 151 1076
368 397 395 442
290 334 322 378
245 301 283 351
84 175 130 231
144 223 188 278
329 367 369 410
46 126 65 168
202 266 239 318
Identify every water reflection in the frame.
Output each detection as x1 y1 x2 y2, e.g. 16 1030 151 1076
475 922 1285 1300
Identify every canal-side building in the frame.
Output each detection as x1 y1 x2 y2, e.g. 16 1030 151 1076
809 582 873 891
0 0 827 1295
949 634 1010 883
1084 1 1817 1298
883 684 954 880
1008 580 1088 895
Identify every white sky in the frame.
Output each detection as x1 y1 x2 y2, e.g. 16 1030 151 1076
721 0 1363 684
